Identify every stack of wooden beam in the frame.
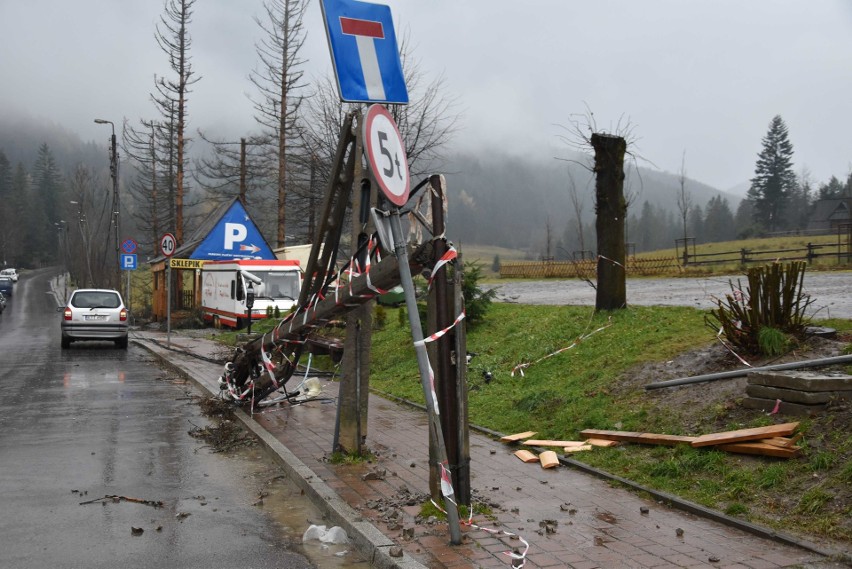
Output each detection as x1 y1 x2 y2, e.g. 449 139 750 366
580 422 802 458
500 422 803 464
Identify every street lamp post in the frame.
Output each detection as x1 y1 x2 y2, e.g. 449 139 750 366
94 119 120 291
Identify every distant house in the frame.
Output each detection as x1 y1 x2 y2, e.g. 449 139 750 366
807 197 852 233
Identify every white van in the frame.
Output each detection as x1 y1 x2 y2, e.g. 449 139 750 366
201 259 301 329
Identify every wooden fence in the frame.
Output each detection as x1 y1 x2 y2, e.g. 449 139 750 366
500 257 681 279
683 242 851 266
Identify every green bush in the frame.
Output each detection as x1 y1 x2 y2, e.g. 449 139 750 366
460 261 496 325
374 304 387 329
705 262 813 355
757 326 790 356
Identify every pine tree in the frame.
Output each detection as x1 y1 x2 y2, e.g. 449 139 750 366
747 115 796 232
32 144 65 264
703 196 735 243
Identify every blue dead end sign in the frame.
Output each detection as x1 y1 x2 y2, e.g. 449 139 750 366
320 0 408 104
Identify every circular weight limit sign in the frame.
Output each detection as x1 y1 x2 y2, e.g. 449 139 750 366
160 233 177 257
363 104 410 207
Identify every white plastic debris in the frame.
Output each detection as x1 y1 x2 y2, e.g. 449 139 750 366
302 524 349 545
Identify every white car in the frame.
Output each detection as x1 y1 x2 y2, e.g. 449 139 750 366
0 268 18 282
60 289 129 349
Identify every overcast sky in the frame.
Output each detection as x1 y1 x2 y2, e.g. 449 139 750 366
2 0 851 193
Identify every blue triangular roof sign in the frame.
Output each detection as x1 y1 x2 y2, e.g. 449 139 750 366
190 200 276 260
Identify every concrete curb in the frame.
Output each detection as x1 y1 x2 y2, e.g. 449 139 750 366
135 338 429 569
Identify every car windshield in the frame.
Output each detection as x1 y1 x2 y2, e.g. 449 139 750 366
71 291 121 309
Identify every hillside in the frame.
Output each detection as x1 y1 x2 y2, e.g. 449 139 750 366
442 148 741 251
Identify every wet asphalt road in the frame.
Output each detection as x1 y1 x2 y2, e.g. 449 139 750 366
488 271 852 319
0 269 313 569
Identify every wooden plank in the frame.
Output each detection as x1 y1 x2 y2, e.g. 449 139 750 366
716 441 801 458
690 422 799 448
563 445 593 453
579 429 697 446
540 450 560 469
524 439 587 448
513 449 539 463
584 438 619 447
759 437 793 448
500 431 537 443
759 433 803 449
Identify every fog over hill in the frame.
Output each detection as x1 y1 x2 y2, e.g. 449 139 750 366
1 115 742 254
442 148 742 251
0 111 105 172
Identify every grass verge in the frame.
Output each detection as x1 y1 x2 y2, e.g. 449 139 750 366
369 303 852 545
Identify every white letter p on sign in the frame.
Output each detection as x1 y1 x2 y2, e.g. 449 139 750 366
224 223 247 250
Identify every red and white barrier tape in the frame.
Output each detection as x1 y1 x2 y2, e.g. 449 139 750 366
714 325 752 368
512 321 612 377
413 310 466 347
260 333 280 389
429 467 530 568
427 246 458 290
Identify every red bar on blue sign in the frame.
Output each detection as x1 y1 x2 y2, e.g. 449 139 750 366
340 17 384 39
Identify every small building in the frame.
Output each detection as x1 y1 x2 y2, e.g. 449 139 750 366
149 197 277 321
807 197 852 233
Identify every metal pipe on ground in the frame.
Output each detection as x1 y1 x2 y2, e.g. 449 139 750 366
644 354 852 390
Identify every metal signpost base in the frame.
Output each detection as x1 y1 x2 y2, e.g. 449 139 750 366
388 207 462 545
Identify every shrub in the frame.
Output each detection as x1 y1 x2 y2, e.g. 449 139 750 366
757 326 790 356
374 304 387 329
705 262 813 355
459 261 496 325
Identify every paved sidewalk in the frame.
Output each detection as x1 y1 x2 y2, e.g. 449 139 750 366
133 330 847 569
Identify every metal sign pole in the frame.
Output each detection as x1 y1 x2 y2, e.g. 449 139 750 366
166 264 172 346
388 206 461 545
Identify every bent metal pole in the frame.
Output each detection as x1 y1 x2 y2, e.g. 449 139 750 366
388 206 462 545
645 354 852 390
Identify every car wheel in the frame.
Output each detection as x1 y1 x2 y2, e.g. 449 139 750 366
115 336 129 350
61 336 71 349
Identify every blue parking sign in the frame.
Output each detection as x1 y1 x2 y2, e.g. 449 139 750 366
320 0 408 104
121 254 137 271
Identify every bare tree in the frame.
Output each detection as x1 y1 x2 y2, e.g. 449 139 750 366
556 108 636 311
66 165 113 287
153 0 199 243
304 33 459 184
250 0 309 248
124 120 166 258
676 150 691 261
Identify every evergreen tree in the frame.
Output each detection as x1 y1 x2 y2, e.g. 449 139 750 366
703 196 735 243
32 144 64 264
0 151 16 266
747 115 796 232
10 163 31 267
734 198 758 239
785 170 813 230
688 204 705 243
817 175 845 200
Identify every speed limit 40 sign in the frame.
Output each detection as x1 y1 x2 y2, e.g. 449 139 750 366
363 104 410 207
160 233 177 257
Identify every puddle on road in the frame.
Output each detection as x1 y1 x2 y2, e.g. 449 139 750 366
236 448 371 569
